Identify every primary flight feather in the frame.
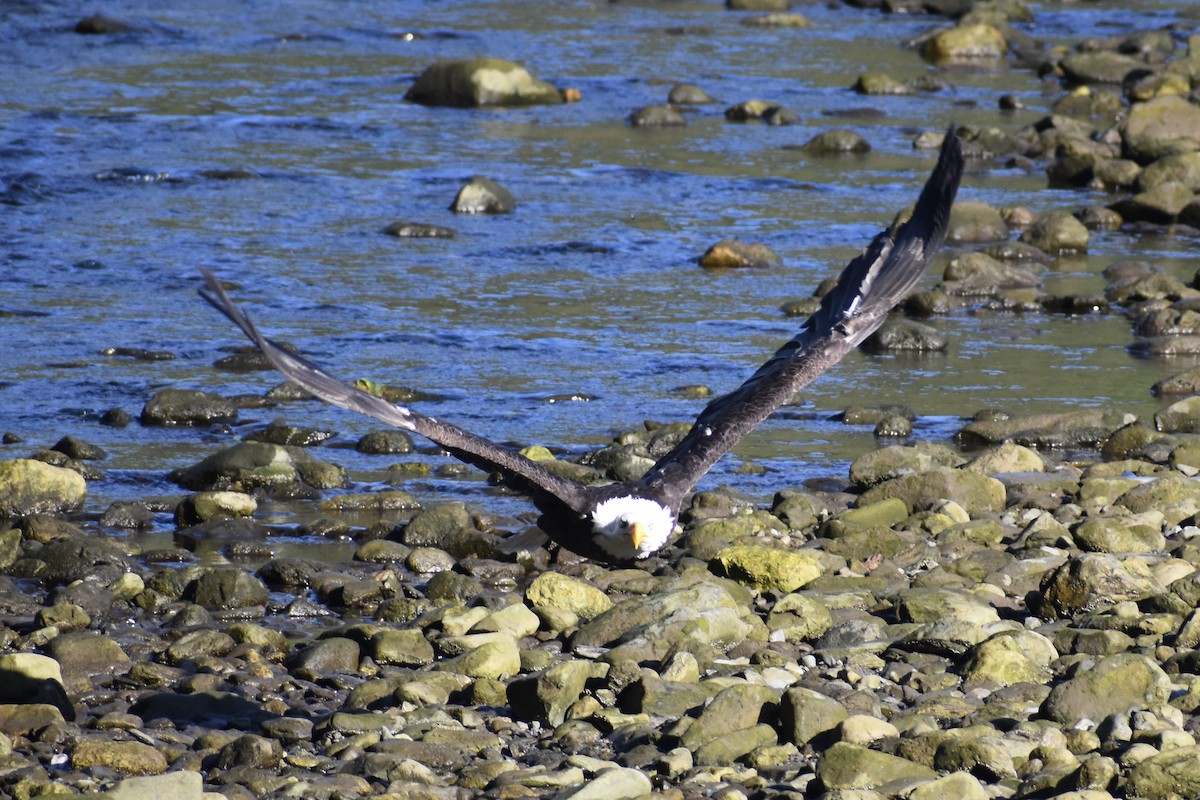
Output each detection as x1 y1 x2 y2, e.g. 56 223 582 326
200 129 963 563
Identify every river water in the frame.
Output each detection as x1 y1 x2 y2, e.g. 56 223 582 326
3 1 1199 547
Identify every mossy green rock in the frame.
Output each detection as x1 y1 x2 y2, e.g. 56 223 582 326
572 582 748 656
829 497 909 529
442 636 521 680
1125 745 1200 800
767 592 833 642
44 631 132 691
620 672 715 718
1116 473 1200 525
0 458 86 517
401 501 473 547
1073 516 1166 553
369 629 434 667
165 629 236 665
816 741 937 789
406 58 562 107
1121 95 1200 163
687 511 788 559
709 545 823 592
1040 652 1172 724
896 588 1000 626
964 441 1044 474
920 22 1006 63
526 572 612 620
508 659 608 725
1018 210 1089 254
679 683 780 752
695 723 777 766
941 251 1041 295
174 490 256 525
858 467 1005 515
961 630 1056 687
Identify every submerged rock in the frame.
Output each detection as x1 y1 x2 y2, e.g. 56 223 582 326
629 103 686 127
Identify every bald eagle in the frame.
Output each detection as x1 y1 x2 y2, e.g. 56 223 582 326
200 130 963 563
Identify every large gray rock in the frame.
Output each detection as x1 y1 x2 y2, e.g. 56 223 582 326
782 686 848 745
816 741 937 789
1040 652 1172 724
1037 553 1164 619
1125 745 1200 800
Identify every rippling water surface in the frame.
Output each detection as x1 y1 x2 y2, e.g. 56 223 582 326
3 1 1200 543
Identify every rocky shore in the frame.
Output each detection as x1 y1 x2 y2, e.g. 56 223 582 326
9 1 1200 799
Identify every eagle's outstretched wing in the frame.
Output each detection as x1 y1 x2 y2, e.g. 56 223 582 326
198 270 593 515
641 129 964 504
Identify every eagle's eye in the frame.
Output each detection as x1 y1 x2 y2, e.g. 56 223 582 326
619 519 630 529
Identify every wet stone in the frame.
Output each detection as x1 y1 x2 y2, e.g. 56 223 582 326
451 176 516 214
802 129 870 154
287 637 360 679
190 567 269 610
357 429 415 454
381 221 455 238
140 388 237 426
628 103 686 127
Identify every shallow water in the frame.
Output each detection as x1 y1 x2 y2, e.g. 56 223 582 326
3 1 1199 544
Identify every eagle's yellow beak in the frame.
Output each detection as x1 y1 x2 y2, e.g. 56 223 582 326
630 521 646 551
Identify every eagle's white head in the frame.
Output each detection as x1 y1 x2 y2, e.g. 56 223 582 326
590 496 676 561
